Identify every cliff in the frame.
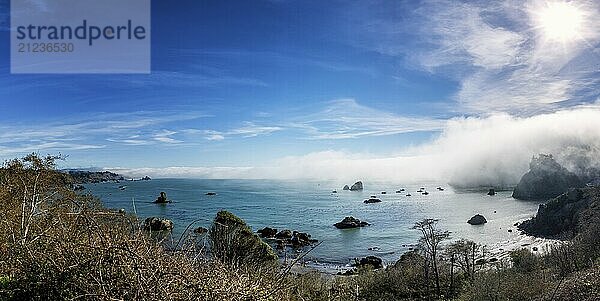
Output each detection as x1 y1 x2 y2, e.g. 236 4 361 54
518 186 600 238
512 154 584 200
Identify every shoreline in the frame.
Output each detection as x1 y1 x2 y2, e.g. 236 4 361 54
285 231 564 275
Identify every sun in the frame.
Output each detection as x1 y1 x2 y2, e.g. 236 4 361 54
533 1 585 43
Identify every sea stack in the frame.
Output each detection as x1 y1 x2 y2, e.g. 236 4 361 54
350 181 363 191
154 191 170 203
467 214 487 225
334 216 369 229
343 185 350 190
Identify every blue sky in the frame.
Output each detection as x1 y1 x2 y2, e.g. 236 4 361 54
0 0 599 180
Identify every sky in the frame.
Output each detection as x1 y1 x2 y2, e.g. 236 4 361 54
0 0 599 184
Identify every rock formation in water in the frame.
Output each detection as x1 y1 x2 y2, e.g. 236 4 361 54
364 197 382 204
467 214 487 225
154 191 170 203
354 256 384 269
343 185 350 190
518 187 600 238
512 154 584 200
334 216 369 229
257 227 278 238
350 181 363 191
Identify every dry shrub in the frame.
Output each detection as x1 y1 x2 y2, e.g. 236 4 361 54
0 154 286 300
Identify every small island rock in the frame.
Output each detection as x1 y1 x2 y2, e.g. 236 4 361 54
334 216 369 229
467 214 487 225
154 191 170 203
343 185 350 190
350 181 363 191
364 198 382 204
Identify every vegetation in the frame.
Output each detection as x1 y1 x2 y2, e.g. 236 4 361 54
1 154 599 300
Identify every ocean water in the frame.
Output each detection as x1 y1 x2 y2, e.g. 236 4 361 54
84 179 541 266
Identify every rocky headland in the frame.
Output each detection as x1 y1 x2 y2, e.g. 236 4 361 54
66 170 125 184
518 186 600 238
512 154 584 200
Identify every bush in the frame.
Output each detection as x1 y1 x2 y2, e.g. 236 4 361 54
209 210 278 266
510 249 540 274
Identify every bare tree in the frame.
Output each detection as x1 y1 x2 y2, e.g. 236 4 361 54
412 218 450 297
446 239 482 281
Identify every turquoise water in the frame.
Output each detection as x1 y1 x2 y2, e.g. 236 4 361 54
84 179 540 266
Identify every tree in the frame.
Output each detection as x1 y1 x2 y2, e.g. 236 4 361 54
412 218 450 297
446 239 481 281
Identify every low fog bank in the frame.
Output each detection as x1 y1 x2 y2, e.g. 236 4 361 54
111 108 600 188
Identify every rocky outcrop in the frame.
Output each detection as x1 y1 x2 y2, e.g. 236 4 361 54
518 187 600 238
141 176 151 181
290 231 314 247
334 216 369 229
258 227 317 249
364 198 382 204
487 189 496 196
275 229 293 239
350 181 363 191
354 256 383 269
143 217 174 231
343 185 350 190
512 154 584 200
467 214 487 225
257 227 278 238
154 191 170 203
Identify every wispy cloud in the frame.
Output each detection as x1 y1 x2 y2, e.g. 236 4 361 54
192 122 283 141
0 111 205 158
290 99 446 139
0 142 105 156
171 49 376 76
152 130 183 144
346 0 600 115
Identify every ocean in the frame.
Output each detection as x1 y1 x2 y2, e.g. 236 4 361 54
84 179 541 268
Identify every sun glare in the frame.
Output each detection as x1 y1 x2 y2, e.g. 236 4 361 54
535 1 585 43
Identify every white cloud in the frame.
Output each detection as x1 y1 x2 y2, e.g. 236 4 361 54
109 107 600 187
0 111 203 158
229 122 282 138
348 0 600 114
292 99 446 139
206 134 225 141
0 142 105 156
419 0 600 114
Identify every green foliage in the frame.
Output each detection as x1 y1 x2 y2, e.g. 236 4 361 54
459 269 552 301
209 210 278 266
510 249 541 274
